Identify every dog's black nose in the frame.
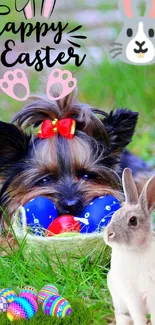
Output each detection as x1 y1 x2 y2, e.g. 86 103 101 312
63 199 82 215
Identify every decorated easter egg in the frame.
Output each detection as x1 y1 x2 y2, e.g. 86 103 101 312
0 288 17 304
47 215 80 236
77 195 121 233
38 284 59 305
22 196 58 235
7 297 38 321
0 296 8 312
43 295 72 318
23 286 37 295
19 287 37 301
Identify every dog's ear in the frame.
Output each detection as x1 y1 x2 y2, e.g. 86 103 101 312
101 109 138 167
0 122 30 173
103 109 138 151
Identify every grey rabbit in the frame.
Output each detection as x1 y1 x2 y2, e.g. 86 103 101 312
104 168 155 325
110 0 155 65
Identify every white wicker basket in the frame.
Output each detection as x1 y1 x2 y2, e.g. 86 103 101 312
12 206 108 259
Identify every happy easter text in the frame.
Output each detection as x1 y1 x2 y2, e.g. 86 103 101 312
0 5 87 71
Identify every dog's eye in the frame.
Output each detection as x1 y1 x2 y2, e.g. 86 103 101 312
36 175 56 186
127 28 133 37
128 216 138 227
148 29 154 38
76 171 97 181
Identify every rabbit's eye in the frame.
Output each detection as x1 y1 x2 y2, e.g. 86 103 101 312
148 29 154 38
127 28 133 37
128 216 138 227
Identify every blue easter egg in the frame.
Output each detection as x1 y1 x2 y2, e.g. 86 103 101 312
77 195 120 233
22 196 58 235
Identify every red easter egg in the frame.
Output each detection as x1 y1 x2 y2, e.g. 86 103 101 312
47 215 80 236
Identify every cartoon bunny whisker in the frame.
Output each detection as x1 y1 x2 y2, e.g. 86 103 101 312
110 42 123 47
112 51 122 59
109 48 123 53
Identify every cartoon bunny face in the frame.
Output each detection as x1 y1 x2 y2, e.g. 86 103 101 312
110 0 155 65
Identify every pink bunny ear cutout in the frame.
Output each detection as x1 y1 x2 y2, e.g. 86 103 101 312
15 0 35 19
0 69 30 102
41 0 56 18
119 0 139 19
24 1 34 19
122 0 133 18
150 0 155 18
15 0 57 19
46 68 77 101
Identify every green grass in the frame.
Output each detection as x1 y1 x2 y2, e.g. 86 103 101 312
73 60 155 164
0 234 113 324
97 1 146 14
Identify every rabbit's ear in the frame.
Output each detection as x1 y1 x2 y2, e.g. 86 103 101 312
145 0 155 18
122 168 138 204
139 176 155 215
118 0 139 19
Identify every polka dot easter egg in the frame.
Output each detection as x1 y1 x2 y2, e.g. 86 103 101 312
0 296 8 312
19 287 37 301
76 195 121 233
38 284 59 305
7 297 38 321
43 295 72 318
0 288 17 304
22 196 58 235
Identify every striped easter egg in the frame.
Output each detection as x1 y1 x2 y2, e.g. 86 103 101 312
19 287 37 301
38 284 59 305
0 288 17 304
43 295 72 318
7 297 38 321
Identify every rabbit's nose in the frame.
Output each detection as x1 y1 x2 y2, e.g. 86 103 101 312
108 231 115 240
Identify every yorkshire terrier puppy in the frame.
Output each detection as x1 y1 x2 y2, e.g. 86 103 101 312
0 93 152 229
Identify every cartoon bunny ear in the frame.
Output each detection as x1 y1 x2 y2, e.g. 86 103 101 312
145 0 155 18
118 0 139 19
122 168 139 204
15 0 30 11
15 0 35 19
41 0 57 18
139 175 155 215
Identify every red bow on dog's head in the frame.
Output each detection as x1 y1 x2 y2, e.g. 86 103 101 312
38 118 76 139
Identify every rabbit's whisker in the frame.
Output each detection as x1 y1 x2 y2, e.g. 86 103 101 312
112 51 122 59
109 48 123 53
